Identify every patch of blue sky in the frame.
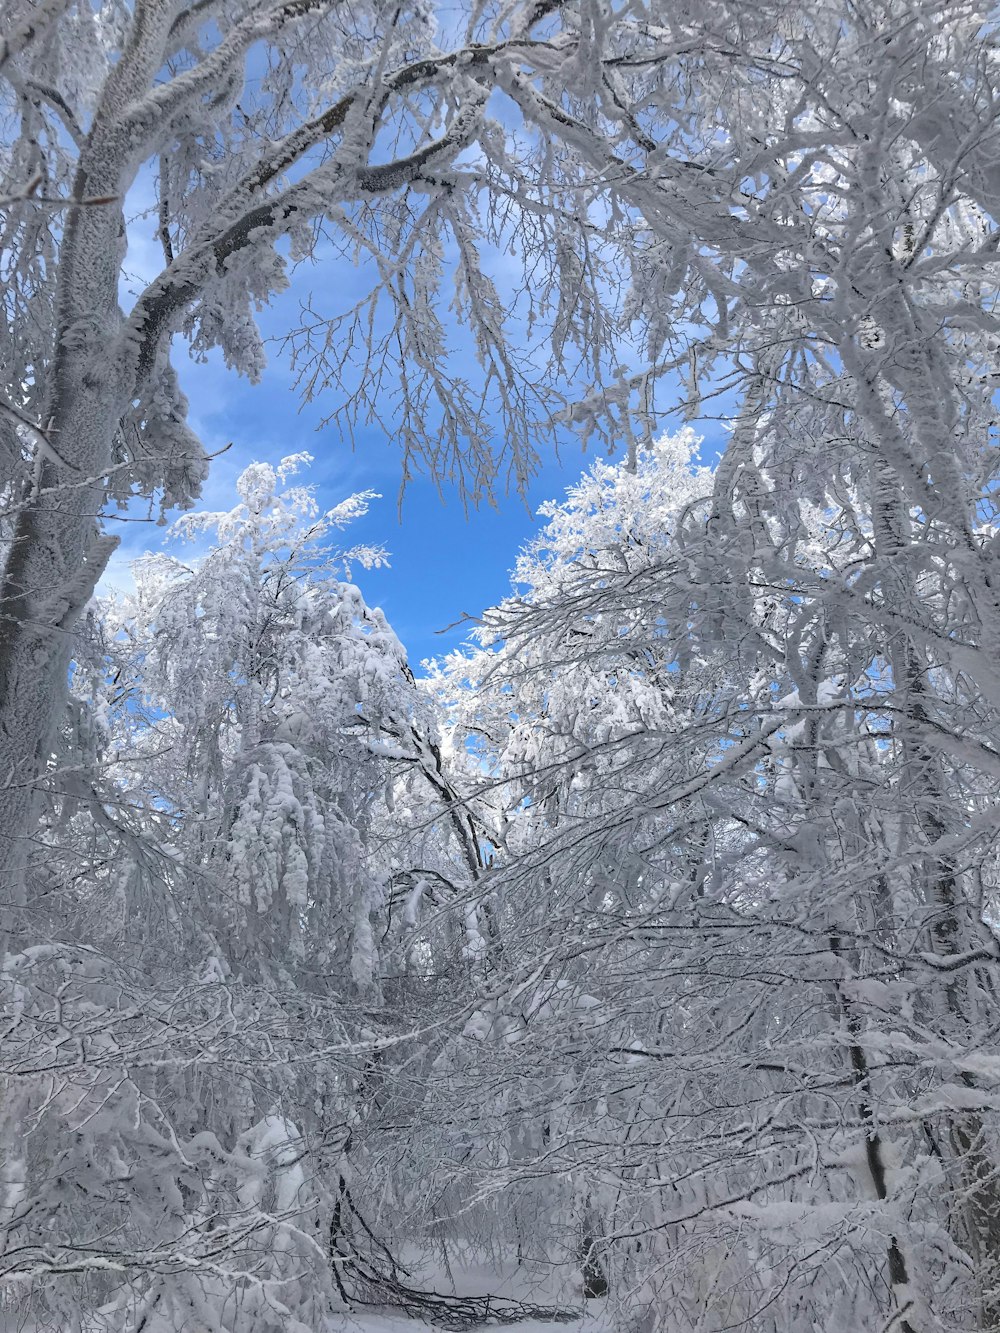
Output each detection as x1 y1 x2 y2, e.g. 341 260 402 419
106 134 734 669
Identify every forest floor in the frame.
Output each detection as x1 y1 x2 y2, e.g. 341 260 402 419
326 1314 613 1333
325 1254 615 1333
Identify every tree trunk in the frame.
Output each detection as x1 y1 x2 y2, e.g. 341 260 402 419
0 390 120 907
874 472 1000 1329
830 934 920 1333
0 0 170 907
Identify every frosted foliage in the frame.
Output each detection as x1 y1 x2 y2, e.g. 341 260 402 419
3 0 1000 882
0 457 464 1328
428 404 1000 1330
122 456 404 982
4 0 805 902
9 2 1000 1331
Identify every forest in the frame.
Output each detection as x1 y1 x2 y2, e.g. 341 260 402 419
3 0 1000 1330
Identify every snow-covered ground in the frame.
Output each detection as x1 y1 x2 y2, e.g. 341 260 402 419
324 1252 615 1333
326 1313 612 1333
0 1314 612 1333
0 1256 616 1333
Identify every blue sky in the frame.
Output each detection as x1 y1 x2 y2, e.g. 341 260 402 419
103 331 728 669
108 200 729 668
104 343 611 667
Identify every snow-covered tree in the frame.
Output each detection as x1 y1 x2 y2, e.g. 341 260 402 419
0 0 778 892
406 6 1000 1322
0 456 476 1328
436 425 1000 1332
118 454 405 989
6 0 1000 902
7 1 1000 1329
